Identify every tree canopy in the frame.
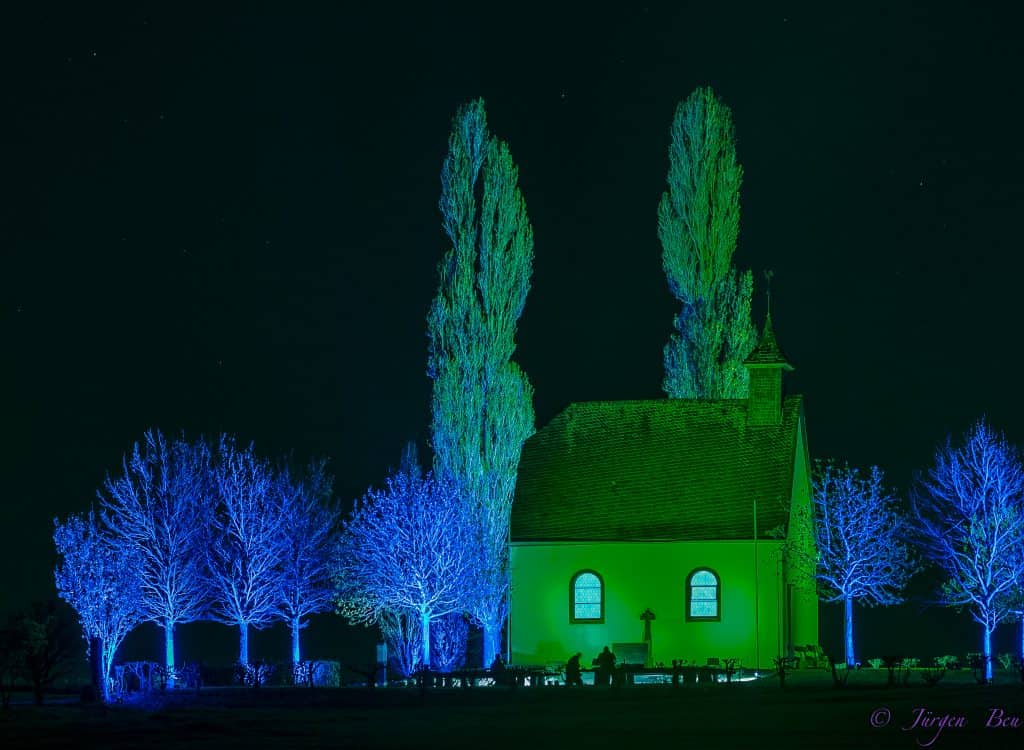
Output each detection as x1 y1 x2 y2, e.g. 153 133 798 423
659 87 756 399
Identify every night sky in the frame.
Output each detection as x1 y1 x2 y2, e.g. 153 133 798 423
5 4 1024 664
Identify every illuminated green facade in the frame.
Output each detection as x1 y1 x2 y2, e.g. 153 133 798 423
509 319 818 669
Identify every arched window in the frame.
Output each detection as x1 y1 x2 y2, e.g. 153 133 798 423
686 568 721 621
570 570 604 623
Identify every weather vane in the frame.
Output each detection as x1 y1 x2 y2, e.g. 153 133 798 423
764 269 774 317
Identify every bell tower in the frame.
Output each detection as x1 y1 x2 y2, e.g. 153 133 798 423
743 311 793 426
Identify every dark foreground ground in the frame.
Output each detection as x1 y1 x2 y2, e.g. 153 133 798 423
4 671 1024 749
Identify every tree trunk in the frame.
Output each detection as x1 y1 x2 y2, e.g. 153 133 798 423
983 625 993 683
291 618 301 666
482 621 501 668
421 609 431 669
99 641 113 703
164 621 176 689
239 623 249 666
844 595 855 667
89 636 104 702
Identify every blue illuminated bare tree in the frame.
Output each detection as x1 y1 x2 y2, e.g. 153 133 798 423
365 444 427 680
53 510 144 702
99 430 211 686
428 98 535 666
205 436 284 666
914 419 1024 683
335 469 475 667
810 461 917 667
276 459 339 667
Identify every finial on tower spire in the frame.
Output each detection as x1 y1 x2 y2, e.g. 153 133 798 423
744 272 792 371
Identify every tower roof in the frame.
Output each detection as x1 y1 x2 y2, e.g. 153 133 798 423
744 312 794 370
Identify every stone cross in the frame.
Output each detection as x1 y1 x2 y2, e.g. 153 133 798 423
641 608 656 667
640 608 656 643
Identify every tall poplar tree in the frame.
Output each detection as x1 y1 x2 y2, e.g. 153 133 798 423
427 98 534 667
659 87 756 399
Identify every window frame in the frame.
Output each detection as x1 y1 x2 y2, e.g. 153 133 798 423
569 569 605 624
685 567 721 622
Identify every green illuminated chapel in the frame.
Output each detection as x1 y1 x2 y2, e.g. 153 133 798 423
509 316 818 669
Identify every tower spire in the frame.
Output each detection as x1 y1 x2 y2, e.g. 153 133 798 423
744 281 792 425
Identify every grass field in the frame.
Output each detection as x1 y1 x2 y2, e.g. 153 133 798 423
4 670 1024 749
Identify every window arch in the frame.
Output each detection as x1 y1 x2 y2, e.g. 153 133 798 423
686 568 721 621
570 570 604 623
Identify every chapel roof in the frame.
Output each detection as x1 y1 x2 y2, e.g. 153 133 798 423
511 395 803 543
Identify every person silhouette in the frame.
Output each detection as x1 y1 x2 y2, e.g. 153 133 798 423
490 654 508 686
566 652 583 686
596 646 616 687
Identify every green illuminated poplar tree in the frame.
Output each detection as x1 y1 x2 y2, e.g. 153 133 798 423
659 87 756 399
428 99 534 668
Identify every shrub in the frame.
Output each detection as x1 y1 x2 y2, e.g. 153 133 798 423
966 653 990 685
997 653 1017 671
312 660 341 687
199 664 236 686
234 661 275 688
174 663 201 690
827 656 850 688
772 656 796 688
114 661 162 695
881 656 909 687
935 655 960 670
291 660 341 687
292 661 314 686
868 658 883 670
266 663 291 686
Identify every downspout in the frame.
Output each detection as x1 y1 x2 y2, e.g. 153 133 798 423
754 496 760 671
